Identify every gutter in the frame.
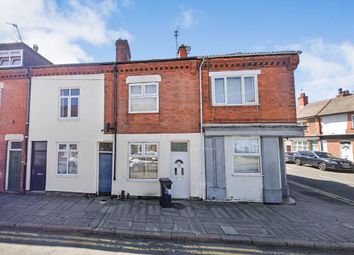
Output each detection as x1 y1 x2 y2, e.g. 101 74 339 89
23 67 31 193
113 63 118 181
198 57 206 200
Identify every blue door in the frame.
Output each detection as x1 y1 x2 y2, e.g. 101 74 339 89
99 153 112 195
30 142 47 191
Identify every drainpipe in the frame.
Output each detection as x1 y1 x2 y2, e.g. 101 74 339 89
198 57 206 200
113 62 118 181
23 67 31 194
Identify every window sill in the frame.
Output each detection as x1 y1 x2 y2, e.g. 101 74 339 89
56 174 79 178
128 111 159 114
212 103 259 107
127 179 159 183
58 117 80 121
232 173 263 177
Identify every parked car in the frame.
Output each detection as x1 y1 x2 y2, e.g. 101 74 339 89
294 151 354 171
285 152 296 163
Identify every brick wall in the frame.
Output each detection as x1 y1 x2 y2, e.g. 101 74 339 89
0 77 28 192
115 59 200 134
346 112 354 133
304 117 321 136
327 139 340 157
202 54 299 124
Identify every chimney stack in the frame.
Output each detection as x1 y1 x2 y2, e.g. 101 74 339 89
177 44 190 58
298 90 308 107
115 39 131 62
336 88 352 98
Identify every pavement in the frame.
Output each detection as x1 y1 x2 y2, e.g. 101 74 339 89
0 180 354 252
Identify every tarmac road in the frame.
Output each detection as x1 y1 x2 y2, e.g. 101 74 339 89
0 229 350 255
287 163 354 204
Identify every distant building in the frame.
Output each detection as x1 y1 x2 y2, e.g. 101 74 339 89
285 89 354 161
0 42 52 193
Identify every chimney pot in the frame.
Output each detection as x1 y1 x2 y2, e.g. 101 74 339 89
33 44 39 52
115 39 131 62
298 90 308 107
338 88 343 95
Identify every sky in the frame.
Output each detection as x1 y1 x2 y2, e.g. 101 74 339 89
1 0 354 102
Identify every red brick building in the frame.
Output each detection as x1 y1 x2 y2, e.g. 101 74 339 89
287 89 354 161
0 43 51 192
3 40 302 203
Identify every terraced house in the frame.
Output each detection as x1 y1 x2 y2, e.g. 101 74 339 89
286 90 354 161
4 40 302 203
0 43 51 193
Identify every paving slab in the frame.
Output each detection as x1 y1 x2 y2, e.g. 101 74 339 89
0 188 354 252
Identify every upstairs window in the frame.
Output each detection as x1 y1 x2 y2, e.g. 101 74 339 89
352 114 354 129
59 88 80 119
129 83 159 113
0 50 23 68
210 70 260 106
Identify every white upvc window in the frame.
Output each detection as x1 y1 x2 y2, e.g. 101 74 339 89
129 83 159 113
129 143 158 179
351 114 354 129
57 143 78 175
210 70 260 106
0 50 23 68
233 136 261 174
59 88 80 119
293 140 308 151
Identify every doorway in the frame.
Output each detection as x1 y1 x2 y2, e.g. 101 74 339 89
6 141 22 192
98 143 113 195
340 141 353 161
170 142 189 199
30 141 47 191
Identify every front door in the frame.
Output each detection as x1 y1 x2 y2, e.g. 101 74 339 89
340 141 353 161
170 142 189 199
98 143 113 195
6 141 22 192
30 141 47 191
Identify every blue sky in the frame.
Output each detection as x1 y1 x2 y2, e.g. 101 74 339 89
1 0 354 101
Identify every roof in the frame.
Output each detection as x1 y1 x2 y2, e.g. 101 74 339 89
297 99 331 119
201 50 302 59
297 94 354 118
318 94 354 116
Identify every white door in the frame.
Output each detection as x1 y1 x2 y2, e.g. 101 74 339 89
170 142 189 199
321 140 328 152
340 141 353 161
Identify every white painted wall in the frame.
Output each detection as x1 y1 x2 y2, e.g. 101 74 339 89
321 114 347 135
112 133 202 198
224 136 263 202
26 74 105 193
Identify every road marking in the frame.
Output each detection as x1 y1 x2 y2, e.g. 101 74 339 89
343 223 354 229
318 175 354 186
288 180 354 206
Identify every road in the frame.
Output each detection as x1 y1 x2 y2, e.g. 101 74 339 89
287 163 354 205
0 229 349 255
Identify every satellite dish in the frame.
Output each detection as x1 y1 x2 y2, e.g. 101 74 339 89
0 82 4 89
186 46 191 53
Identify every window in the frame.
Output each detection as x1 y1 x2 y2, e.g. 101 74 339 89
57 143 78 175
59 88 80 118
129 143 158 179
293 140 307 151
352 114 354 129
0 50 23 68
233 137 261 174
129 83 158 113
210 70 260 106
